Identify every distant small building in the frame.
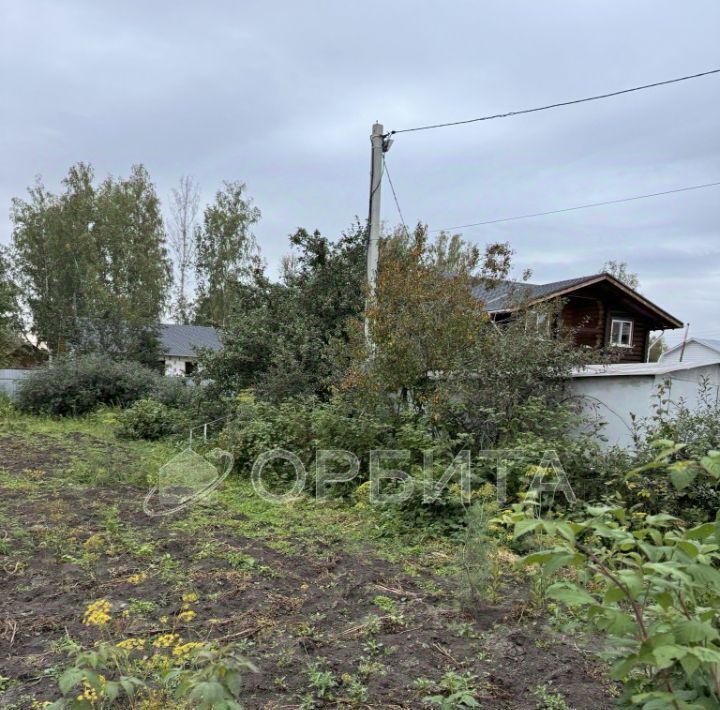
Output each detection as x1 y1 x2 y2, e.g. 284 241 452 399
159 324 222 377
659 337 720 366
569 359 720 449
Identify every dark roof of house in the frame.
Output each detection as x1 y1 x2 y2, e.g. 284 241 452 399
160 324 222 358
472 275 597 311
472 272 683 329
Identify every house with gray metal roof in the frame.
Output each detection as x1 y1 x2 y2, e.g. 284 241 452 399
159 324 222 376
474 272 683 363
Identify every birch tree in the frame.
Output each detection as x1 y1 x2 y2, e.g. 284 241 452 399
194 181 261 328
168 175 200 324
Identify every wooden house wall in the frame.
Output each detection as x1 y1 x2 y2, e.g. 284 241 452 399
559 284 653 363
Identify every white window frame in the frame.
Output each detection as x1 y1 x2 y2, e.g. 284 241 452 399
610 318 633 348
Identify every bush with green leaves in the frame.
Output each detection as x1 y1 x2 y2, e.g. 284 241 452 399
221 396 482 521
220 395 389 491
634 379 720 461
498 446 720 708
48 639 255 709
0 392 15 419
14 354 189 416
627 381 720 522
116 399 180 440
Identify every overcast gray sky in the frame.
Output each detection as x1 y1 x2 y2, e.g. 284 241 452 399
1 1 718 342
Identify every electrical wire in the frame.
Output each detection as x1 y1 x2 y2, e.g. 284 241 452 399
382 155 412 239
390 68 720 135
430 180 720 233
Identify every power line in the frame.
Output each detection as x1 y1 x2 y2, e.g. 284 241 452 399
431 180 720 233
382 155 411 239
390 68 720 135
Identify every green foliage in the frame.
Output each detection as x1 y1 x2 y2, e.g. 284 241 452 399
460 498 508 605
220 395 482 530
220 395 387 490
50 642 146 709
500 449 720 708
341 226 490 409
168 643 256 710
14 354 179 416
193 180 261 328
434 306 605 449
602 260 640 291
0 392 16 420
305 659 338 701
0 246 21 365
48 640 254 709
416 670 480 707
628 383 720 522
533 683 570 709
11 163 171 364
199 222 366 402
116 399 180 440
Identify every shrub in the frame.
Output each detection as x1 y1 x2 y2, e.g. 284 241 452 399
499 447 720 708
150 375 193 409
15 354 178 416
634 378 720 461
221 396 483 529
0 392 15 419
626 382 720 522
220 396 388 494
116 399 179 440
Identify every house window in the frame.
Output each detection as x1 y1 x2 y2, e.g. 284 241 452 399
184 361 196 376
610 319 633 348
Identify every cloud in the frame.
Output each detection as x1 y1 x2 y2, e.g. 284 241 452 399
1 0 718 335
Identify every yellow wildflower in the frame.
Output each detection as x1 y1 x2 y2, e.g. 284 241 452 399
116 637 146 650
172 641 204 657
128 572 147 585
177 609 196 622
143 653 172 672
181 592 198 604
83 534 106 552
159 615 169 624
153 633 181 648
77 679 99 702
83 599 112 627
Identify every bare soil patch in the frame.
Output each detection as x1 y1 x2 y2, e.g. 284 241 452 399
0 432 615 708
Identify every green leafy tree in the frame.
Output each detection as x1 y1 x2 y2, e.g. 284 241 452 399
340 226 600 448
11 163 171 364
0 246 21 364
194 181 261 327
12 163 97 354
89 164 172 366
199 222 366 401
340 225 490 409
602 260 640 291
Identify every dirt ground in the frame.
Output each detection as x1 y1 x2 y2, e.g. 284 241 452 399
0 427 616 709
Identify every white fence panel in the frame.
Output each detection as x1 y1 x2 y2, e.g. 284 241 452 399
0 369 32 398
